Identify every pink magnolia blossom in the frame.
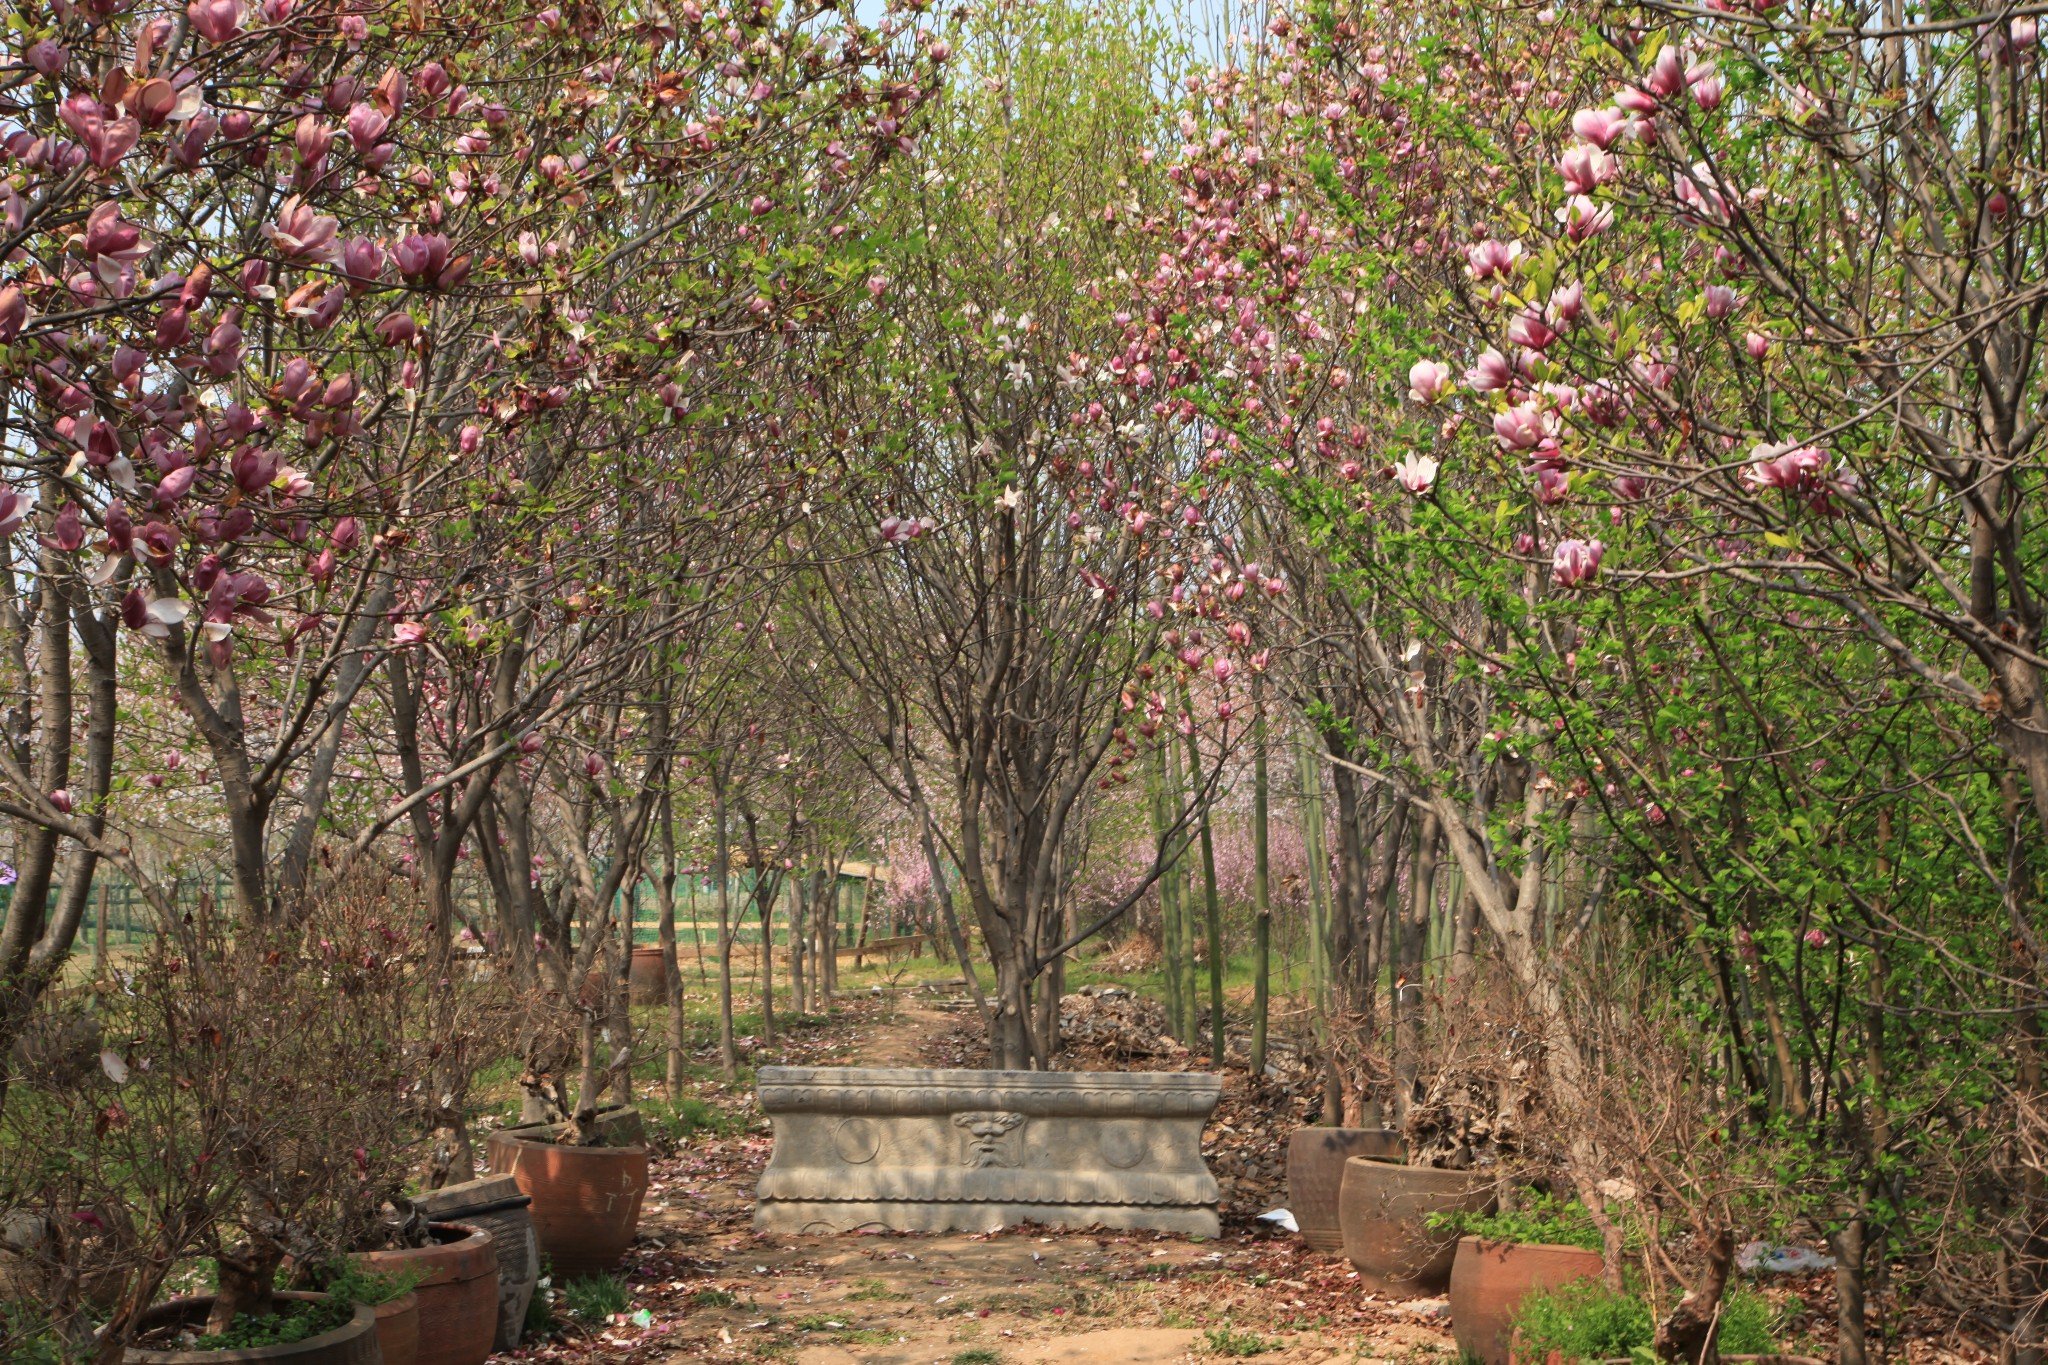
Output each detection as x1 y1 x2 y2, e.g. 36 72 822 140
1508 309 1557 351
1465 347 1513 391
1548 280 1585 325
1558 195 1613 241
1570 107 1632 150
1745 442 1828 493
1395 453 1440 494
41 503 86 553
1552 538 1604 588
1492 402 1550 451
393 620 429 646
1647 44 1688 98
187 0 245 43
1745 330 1771 360
1407 359 1451 404
265 197 341 262
1464 237 1521 281
1558 142 1616 195
0 286 25 343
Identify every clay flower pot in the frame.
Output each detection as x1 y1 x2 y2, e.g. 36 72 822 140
1337 1157 1495 1293
487 1126 650 1277
1451 1237 1604 1365
351 1221 497 1365
1286 1127 1402 1252
626 946 669 1004
369 1290 419 1365
122 1291 379 1365
415 1173 538 1351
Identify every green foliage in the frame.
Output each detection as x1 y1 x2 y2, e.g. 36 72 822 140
524 1283 558 1339
191 1295 354 1351
691 1286 739 1308
952 1350 1003 1365
1204 1324 1276 1357
846 1277 909 1301
1510 1280 1777 1363
295 1261 427 1307
561 1274 631 1322
1428 1195 1603 1252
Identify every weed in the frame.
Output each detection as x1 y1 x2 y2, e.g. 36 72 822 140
690 1286 738 1308
847 1276 910 1301
1204 1324 1274 1357
561 1273 630 1322
953 1350 1003 1365
1161 1308 1197 1329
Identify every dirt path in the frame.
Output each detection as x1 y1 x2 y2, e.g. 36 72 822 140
525 995 1459 1365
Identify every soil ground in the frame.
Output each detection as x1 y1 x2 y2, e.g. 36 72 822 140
504 993 1462 1365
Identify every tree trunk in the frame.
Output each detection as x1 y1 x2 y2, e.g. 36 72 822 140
714 768 737 1080
1250 689 1272 1076
658 789 685 1098
1395 812 1441 1126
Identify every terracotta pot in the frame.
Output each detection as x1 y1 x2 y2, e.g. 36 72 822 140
1451 1237 1604 1365
122 1291 379 1365
487 1127 649 1278
626 946 669 1004
371 1291 418 1365
351 1221 497 1365
1285 1127 1402 1252
1337 1157 1495 1293
415 1174 538 1351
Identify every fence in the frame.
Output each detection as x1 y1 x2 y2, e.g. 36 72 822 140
0 864 910 959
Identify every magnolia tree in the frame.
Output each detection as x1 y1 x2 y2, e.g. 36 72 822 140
1139 0 2048 1357
0 0 941 1076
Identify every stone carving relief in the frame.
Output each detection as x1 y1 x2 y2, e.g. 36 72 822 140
952 1110 1026 1167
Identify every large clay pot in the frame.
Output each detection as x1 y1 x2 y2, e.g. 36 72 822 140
351 1222 496 1365
626 946 669 1004
1285 1127 1402 1252
370 1291 418 1365
415 1175 538 1351
1451 1237 1604 1365
1338 1157 1495 1294
122 1292 379 1365
487 1127 649 1278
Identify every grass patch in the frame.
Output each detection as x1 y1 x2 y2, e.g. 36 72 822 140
1204 1324 1275 1357
847 1277 910 1301
561 1273 630 1322
690 1286 738 1308
953 1350 1003 1365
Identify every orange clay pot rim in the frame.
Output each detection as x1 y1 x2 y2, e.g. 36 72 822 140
492 1128 649 1154
1456 1235 1606 1254
121 1293 376 1362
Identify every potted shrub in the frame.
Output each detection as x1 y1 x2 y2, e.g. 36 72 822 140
349 1224 498 1365
1441 1196 1606 1365
1337 1155 1495 1293
1506 1277 1798 1365
488 1016 650 1277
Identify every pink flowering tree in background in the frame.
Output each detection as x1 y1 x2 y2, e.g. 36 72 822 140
0 0 939 1061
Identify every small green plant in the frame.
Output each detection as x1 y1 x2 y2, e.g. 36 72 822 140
691 1286 738 1308
952 1350 1003 1365
190 1296 355 1351
524 1283 557 1338
562 1273 631 1322
847 1276 909 1301
1160 1308 1197 1329
297 1261 427 1307
1511 1279 1778 1363
1427 1193 1602 1252
1204 1324 1275 1357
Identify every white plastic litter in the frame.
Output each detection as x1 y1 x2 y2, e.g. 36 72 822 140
1256 1208 1300 1233
1736 1241 1836 1274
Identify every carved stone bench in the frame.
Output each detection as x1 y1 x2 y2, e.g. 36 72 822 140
753 1066 1223 1236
